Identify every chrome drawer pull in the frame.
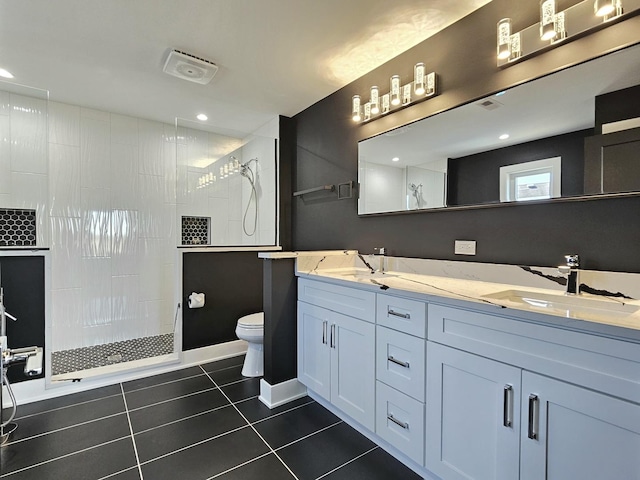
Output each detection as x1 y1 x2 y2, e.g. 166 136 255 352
322 321 327 345
388 356 410 368
387 414 409 429
528 394 539 440
503 384 513 428
388 309 410 319
330 324 336 348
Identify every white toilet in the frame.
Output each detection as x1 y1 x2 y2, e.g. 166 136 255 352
235 312 264 377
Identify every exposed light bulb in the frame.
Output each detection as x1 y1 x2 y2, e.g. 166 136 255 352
390 75 401 106
370 86 380 115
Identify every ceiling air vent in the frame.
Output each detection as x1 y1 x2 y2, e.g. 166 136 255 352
476 99 503 111
163 49 219 85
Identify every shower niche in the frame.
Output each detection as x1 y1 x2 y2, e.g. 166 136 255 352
176 118 278 247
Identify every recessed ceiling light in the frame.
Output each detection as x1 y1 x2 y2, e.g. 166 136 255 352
495 91 506 96
499 133 509 140
196 113 208 121
392 157 400 162
0 68 14 79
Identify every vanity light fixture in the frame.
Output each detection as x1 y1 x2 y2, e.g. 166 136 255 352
352 95 361 122
351 68 439 124
498 0 635 66
0 68 14 79
370 86 380 114
390 75 401 106
196 113 208 121
594 0 616 15
540 0 558 40
497 18 512 60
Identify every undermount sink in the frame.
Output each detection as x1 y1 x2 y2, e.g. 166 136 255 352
336 271 399 280
482 289 638 318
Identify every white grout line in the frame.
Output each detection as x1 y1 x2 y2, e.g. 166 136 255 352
123 372 207 394
14 391 124 421
127 386 219 412
2 411 127 446
96 466 140 480
314 446 379 480
133 403 233 436
138 425 250 466
273 420 343 452
250 399 316 426
199 365 301 480
120 383 144 480
206 451 273 479
0 436 131 478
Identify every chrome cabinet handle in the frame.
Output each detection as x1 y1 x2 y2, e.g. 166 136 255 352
322 321 327 345
330 324 336 348
387 414 409 429
503 384 513 428
528 394 539 440
388 309 410 319
388 356 410 368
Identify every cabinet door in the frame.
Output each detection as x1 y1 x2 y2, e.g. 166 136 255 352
521 371 640 480
426 343 521 479
297 302 331 400
331 312 376 431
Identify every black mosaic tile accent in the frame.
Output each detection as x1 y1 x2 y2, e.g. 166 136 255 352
0 208 36 247
181 216 210 245
51 334 174 376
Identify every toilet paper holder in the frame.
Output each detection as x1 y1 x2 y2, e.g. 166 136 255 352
188 292 205 309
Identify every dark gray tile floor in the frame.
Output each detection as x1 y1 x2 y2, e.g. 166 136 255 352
1 356 422 480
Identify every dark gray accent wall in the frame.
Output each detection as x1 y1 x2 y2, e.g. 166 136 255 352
448 129 590 206
595 84 640 133
292 0 640 273
263 258 297 385
1 255 45 383
182 252 263 351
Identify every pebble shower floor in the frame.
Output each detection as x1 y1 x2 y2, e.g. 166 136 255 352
51 334 174 375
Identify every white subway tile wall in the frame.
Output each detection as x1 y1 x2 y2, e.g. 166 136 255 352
1 90 278 354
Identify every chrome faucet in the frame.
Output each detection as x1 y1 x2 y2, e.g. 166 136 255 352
373 247 386 273
558 254 580 295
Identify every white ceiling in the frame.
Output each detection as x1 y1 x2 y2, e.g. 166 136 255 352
0 0 490 136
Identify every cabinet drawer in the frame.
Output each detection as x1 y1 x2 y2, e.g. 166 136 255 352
376 294 426 337
428 303 640 402
376 326 426 402
298 277 376 322
376 381 425 465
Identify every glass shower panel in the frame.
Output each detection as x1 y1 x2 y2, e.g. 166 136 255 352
176 119 278 247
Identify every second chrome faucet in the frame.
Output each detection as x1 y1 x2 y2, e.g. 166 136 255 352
558 254 580 295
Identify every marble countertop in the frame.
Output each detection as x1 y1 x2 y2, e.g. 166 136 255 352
293 252 640 339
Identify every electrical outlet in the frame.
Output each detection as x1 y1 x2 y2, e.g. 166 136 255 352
455 240 476 255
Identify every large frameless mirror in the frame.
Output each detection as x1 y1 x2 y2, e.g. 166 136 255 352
358 42 640 215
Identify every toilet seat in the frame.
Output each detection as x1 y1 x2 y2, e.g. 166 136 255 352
237 312 264 329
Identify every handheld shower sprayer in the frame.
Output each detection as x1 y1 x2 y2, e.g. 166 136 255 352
240 158 259 236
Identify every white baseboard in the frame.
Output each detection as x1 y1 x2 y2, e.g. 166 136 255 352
181 340 247 367
259 378 307 408
4 341 247 407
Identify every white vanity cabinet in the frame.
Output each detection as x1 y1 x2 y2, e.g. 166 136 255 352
520 371 640 480
426 303 640 480
374 293 427 465
425 342 522 480
297 278 376 430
